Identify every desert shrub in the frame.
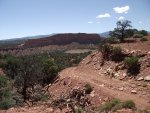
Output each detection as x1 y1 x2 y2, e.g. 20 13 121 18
99 43 113 60
0 75 8 87
138 30 148 36
42 58 59 85
99 99 136 112
112 102 124 112
0 99 15 110
112 46 123 62
0 60 7 68
84 84 93 94
75 105 83 113
122 100 135 109
0 76 15 110
31 93 48 103
40 95 49 102
139 109 150 113
100 99 121 112
107 37 118 44
140 37 148 41
133 34 144 38
2 56 20 79
112 47 122 55
124 57 140 75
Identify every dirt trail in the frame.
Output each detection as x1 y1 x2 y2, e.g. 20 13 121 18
60 65 150 109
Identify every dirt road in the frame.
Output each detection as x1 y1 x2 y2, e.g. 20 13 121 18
60 65 150 109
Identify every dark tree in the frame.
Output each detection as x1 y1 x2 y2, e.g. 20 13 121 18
3 57 19 79
15 56 43 101
110 20 132 42
125 29 138 38
42 58 58 85
138 30 148 36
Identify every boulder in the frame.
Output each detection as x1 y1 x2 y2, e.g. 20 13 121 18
118 87 124 91
122 73 127 77
114 73 120 77
131 90 137 94
137 77 144 81
144 76 150 81
90 91 95 97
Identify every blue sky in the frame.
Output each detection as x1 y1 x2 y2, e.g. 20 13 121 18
0 0 150 40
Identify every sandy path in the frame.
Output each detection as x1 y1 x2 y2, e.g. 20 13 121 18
60 66 150 109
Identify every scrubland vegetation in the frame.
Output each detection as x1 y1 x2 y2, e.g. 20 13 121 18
0 51 90 109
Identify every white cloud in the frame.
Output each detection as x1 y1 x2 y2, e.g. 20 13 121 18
118 16 125 20
97 21 101 24
88 21 93 24
113 5 130 14
138 21 142 24
96 13 111 18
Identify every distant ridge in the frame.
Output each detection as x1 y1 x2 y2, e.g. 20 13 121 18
0 34 55 49
100 31 110 38
0 34 55 41
24 33 104 48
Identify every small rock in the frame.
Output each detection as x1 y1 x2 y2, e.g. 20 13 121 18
148 51 150 54
119 76 126 80
107 68 113 74
104 97 109 101
137 83 141 86
67 99 71 102
144 76 150 81
142 92 147 95
73 86 79 89
46 108 54 112
122 73 127 77
131 84 136 88
90 92 95 97
20 108 26 111
131 90 137 94
114 73 120 77
137 77 144 81
99 84 105 87
118 87 124 91
103 71 107 74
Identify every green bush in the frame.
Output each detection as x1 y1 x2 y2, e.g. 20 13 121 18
112 47 123 62
133 34 144 38
99 43 113 60
112 102 124 112
138 30 148 36
140 37 148 41
107 37 118 44
112 47 122 55
99 99 136 112
42 58 59 85
0 99 15 110
124 57 139 75
31 92 48 102
122 100 135 109
0 76 15 110
0 75 8 87
84 84 93 94
75 105 83 113
100 99 121 112
139 109 150 113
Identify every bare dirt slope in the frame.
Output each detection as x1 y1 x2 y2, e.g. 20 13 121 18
58 58 150 109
